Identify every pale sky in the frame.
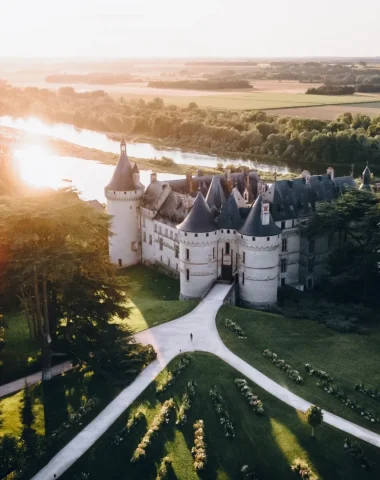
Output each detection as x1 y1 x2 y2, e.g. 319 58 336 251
0 0 379 58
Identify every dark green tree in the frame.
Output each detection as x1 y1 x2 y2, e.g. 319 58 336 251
305 405 323 438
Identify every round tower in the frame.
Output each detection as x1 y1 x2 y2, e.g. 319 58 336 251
177 192 218 300
238 196 281 308
105 139 144 267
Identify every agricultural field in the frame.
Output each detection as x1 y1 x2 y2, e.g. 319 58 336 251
266 102 380 120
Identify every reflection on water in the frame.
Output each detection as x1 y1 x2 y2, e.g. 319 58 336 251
0 116 288 173
13 146 181 202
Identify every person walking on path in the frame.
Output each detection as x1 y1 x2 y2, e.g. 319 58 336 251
190 333 193 342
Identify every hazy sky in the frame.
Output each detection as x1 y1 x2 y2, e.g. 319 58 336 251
1 0 379 58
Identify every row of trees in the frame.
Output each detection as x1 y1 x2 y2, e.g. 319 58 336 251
1 84 380 169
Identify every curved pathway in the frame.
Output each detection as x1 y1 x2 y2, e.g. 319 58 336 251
32 284 380 480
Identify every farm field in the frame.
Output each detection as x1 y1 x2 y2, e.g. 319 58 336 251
62 353 380 480
7 78 380 110
266 102 380 120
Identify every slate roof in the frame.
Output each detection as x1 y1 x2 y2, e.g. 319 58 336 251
239 196 281 237
216 194 243 230
105 144 140 191
177 192 216 233
206 176 226 210
132 162 139 173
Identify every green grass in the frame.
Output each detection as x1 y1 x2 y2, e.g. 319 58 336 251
113 91 380 110
63 353 380 480
118 265 198 333
0 312 40 384
0 367 124 478
216 306 380 433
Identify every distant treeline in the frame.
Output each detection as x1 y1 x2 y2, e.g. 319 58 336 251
306 85 356 95
147 79 251 90
1 84 380 170
306 84 380 95
45 73 142 85
186 61 257 66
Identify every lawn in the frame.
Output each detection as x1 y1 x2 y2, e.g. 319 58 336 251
62 353 380 480
118 264 198 333
216 306 380 434
0 312 40 384
0 366 123 478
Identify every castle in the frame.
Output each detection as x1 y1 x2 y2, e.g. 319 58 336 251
105 139 362 308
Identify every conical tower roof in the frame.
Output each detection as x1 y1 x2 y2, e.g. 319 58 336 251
105 141 136 191
232 186 246 208
360 163 372 191
177 192 216 233
206 176 226 210
217 194 243 229
238 195 280 237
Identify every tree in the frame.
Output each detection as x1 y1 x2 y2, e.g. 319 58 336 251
0 188 155 381
305 405 323 438
305 188 380 304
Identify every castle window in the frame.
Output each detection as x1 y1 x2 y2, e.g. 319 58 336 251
154 224 157 233
159 226 162 234
233 230 236 234
118 259 122 267
186 248 189 260
281 278 286 287
159 238 163 251
267 237 270 241
143 231 146 243
292 220 295 228
282 238 287 252
243 252 245 264
168 258 170 267
221 230 224 233
225 243 230 255
175 245 179 258
195 233 198 237
281 221 285 230
281 258 287 273
309 239 315 254
206 233 209 237
185 233 187 236
176 264 178 271
308 258 314 273
175 234 178 241
227 230 230 234
252 237 255 241
242 272 245 285
149 234 152 245
143 218 146 227
186 269 190 281
165 228 168 237
130 206 132 210
213 247 215 259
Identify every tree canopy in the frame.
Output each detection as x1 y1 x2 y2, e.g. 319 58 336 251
0 188 155 381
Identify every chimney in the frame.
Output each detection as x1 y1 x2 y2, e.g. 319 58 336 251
150 172 157 183
261 200 270 226
227 169 232 192
186 172 193 193
327 167 334 179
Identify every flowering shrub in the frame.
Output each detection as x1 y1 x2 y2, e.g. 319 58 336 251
263 350 304 384
235 379 264 414
209 386 235 438
225 318 246 338
156 355 191 394
192 420 207 471
156 456 172 480
305 364 333 382
355 383 380 403
317 380 379 424
130 399 175 463
344 438 372 470
291 458 318 480
111 410 144 446
241 464 258 479
177 381 197 427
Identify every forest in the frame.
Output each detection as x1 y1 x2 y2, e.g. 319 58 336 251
147 79 251 90
0 83 380 170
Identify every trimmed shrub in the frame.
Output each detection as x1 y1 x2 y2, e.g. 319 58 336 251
191 420 207 471
209 386 235 438
263 350 303 384
235 379 264 414
177 381 197 427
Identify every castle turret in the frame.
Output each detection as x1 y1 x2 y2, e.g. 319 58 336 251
238 196 281 308
105 139 144 267
360 163 372 191
177 192 218 300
